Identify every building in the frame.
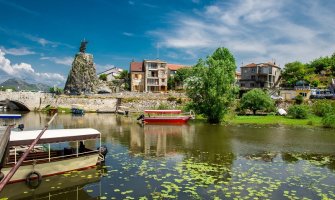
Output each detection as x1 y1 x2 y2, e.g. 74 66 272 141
167 64 188 76
97 67 123 81
130 62 145 92
130 60 195 92
239 62 281 89
130 59 169 92
144 60 168 92
235 71 241 84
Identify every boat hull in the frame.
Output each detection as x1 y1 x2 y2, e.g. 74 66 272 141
143 116 191 124
2 153 99 183
0 167 100 199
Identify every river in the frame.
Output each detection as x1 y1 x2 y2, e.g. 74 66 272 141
1 112 335 199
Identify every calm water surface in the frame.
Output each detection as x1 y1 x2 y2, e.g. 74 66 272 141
1 112 335 200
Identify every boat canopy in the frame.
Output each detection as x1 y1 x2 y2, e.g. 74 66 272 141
0 114 22 119
9 128 101 146
144 110 182 114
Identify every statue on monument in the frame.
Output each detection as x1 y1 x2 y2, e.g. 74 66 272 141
79 39 88 53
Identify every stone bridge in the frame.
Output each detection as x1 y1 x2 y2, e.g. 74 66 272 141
0 91 117 111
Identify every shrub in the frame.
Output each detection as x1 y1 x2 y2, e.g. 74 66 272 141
156 103 169 110
167 96 177 102
240 89 274 115
322 113 335 128
295 95 304 105
176 98 183 104
99 74 107 81
312 100 335 117
287 105 309 119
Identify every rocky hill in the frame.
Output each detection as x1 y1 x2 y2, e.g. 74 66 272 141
64 52 97 94
0 78 50 91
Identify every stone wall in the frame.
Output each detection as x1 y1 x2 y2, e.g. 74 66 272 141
0 91 187 112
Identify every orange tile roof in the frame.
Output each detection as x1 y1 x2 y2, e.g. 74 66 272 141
241 62 281 69
167 64 188 71
241 63 257 68
130 62 143 72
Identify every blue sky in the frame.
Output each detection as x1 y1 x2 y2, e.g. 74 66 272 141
1 0 335 86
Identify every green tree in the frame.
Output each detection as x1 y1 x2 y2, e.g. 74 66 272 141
99 74 107 81
116 70 130 90
281 61 307 86
116 70 129 80
309 56 333 74
174 67 192 89
168 68 193 90
240 89 274 115
331 52 335 75
168 76 175 90
185 47 238 123
49 87 63 94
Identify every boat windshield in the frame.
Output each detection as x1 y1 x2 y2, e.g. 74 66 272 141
144 110 182 114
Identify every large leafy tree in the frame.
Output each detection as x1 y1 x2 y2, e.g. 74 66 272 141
185 47 238 123
240 89 274 115
281 61 307 87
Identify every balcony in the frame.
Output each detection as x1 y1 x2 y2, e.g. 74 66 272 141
148 67 158 70
147 82 159 86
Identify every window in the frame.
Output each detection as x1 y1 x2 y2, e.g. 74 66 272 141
240 83 245 87
250 83 255 87
299 92 307 97
162 79 165 83
251 75 255 80
251 68 256 73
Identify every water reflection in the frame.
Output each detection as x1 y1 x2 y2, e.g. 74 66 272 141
130 125 194 157
1 112 335 199
0 167 101 200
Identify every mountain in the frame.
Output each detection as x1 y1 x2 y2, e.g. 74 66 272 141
0 78 51 91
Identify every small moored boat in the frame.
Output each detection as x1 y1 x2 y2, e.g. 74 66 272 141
71 104 85 115
0 114 24 131
137 110 195 125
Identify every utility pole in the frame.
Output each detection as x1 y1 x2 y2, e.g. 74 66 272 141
156 43 160 59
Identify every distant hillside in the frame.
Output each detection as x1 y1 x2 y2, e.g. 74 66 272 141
0 78 51 91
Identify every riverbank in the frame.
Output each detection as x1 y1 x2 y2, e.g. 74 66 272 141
229 115 323 127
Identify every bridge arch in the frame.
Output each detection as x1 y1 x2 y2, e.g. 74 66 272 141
5 99 30 111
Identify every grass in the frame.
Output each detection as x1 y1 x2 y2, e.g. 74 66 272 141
229 115 323 127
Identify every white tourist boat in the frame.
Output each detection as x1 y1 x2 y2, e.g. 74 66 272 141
0 128 106 184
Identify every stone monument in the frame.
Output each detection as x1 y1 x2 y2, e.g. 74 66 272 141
64 40 98 94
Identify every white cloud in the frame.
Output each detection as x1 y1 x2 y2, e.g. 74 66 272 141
23 34 57 47
22 33 74 48
40 56 73 66
0 46 35 56
143 3 157 8
123 32 134 37
0 49 65 85
152 0 335 65
0 0 39 16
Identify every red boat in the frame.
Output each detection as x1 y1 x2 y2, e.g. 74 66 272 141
137 110 195 124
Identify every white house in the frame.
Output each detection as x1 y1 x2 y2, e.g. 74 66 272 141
97 67 123 81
